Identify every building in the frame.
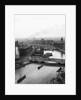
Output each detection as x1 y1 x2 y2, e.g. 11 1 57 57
15 41 20 59
31 47 44 57
19 45 33 57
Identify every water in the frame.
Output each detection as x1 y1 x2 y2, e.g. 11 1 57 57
44 50 65 59
15 50 65 84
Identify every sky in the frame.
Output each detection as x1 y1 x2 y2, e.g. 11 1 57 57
15 15 65 39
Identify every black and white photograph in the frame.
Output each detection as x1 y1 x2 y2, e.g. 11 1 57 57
5 5 76 95
15 14 65 84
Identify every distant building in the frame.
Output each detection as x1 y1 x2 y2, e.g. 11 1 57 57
61 37 63 42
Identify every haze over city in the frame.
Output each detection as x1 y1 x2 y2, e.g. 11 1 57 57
15 15 65 39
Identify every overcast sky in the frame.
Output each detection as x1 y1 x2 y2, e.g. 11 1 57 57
15 15 65 39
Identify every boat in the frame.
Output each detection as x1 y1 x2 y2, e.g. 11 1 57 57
17 75 26 83
38 65 43 70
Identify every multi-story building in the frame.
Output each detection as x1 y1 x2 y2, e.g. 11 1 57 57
15 41 20 59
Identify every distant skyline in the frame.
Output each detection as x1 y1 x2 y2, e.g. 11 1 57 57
15 15 65 39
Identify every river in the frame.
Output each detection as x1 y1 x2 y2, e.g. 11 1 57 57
15 50 65 84
44 50 65 59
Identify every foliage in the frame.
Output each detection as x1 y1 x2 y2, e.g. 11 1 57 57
48 68 65 84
